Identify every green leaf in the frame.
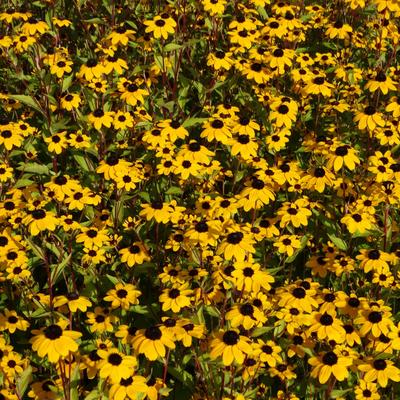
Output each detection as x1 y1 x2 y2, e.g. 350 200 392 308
331 389 352 398
138 191 151 203
328 234 348 251
16 366 32 397
251 326 274 337
14 178 35 188
74 154 93 172
8 95 44 115
26 238 46 260
84 389 103 400
204 305 220 318
163 42 183 52
106 274 120 285
69 365 81 400
165 186 183 195
273 320 286 337
18 162 51 175
51 253 72 284
182 117 207 128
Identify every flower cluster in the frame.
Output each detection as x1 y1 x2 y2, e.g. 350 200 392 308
1 0 400 399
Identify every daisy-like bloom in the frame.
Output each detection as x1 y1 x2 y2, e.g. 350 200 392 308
202 0 227 15
217 228 255 261
231 261 274 292
52 17 72 27
308 311 346 343
354 380 380 400
365 70 397 94
201 117 232 144
326 19 353 39
341 211 375 234
49 58 73 78
277 198 312 228
274 235 302 257
0 310 29 333
304 74 335 97
132 325 175 361
119 79 148 107
144 14 176 40
0 127 24 150
159 283 193 313
21 17 49 35
175 319 206 347
266 128 290 152
209 329 252 366
309 349 352 384
88 108 114 130
301 166 335 193
96 154 132 181
139 200 175 224
227 134 259 160
106 25 135 47
13 34 37 52
104 283 141 310
86 307 118 333
119 242 150 267
237 177 275 211
266 47 294 74
385 96 400 117
60 93 81 111
97 348 137 384
44 131 69 154
112 111 134 130
354 306 394 337
225 302 267 329
103 55 129 75
22 208 59 236
53 293 92 313
358 358 400 388
109 375 149 400
252 339 283 367
207 50 233 70
278 280 319 313
356 249 392 273
0 163 13 182
76 227 109 248
158 119 189 143
30 320 82 363
269 97 298 128
68 130 91 149
354 105 385 131
326 143 360 171
1 351 25 378
28 379 63 400
77 59 104 81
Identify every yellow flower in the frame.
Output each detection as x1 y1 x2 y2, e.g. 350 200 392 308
144 14 177 39
30 320 82 363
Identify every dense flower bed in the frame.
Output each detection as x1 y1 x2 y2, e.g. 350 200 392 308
1 0 400 399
